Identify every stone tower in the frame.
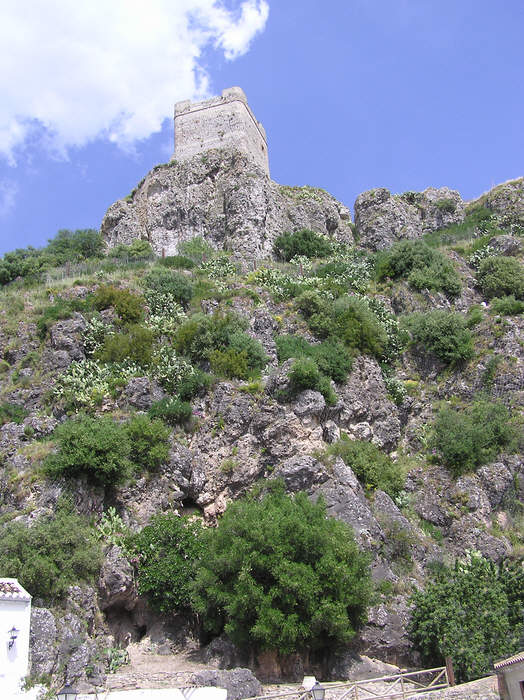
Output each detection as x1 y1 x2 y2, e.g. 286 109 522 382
173 87 269 176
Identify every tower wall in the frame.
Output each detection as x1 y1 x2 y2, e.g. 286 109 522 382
174 87 269 176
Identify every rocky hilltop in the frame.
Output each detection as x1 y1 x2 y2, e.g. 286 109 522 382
0 157 523 694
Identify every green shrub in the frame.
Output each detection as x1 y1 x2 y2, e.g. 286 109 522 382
210 348 249 379
326 436 404 497
112 240 154 259
175 312 267 374
332 296 388 358
125 414 170 471
476 256 524 300
144 268 193 307
376 240 461 297
193 485 372 654
287 356 336 405
0 402 29 425
44 416 132 485
276 335 352 384
0 502 102 603
148 397 192 426
274 229 333 261
404 311 474 366
490 295 524 315
178 369 213 401
410 553 524 683
129 513 205 613
159 255 195 270
432 399 515 476
94 324 154 367
295 290 327 318
177 236 215 264
94 285 144 322
37 297 90 338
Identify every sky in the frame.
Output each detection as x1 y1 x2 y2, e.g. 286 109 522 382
0 0 523 255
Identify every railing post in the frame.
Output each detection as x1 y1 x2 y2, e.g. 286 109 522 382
400 676 405 699
445 656 455 686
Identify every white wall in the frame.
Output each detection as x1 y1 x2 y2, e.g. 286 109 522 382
503 662 524 700
0 598 32 693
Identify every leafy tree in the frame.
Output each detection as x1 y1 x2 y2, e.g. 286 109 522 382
326 436 404 497
433 400 515 476
44 415 132 485
192 486 372 655
274 229 333 261
130 513 205 612
0 502 102 603
404 311 474 367
410 553 524 683
476 256 524 300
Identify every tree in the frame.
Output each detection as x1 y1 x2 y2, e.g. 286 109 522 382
131 513 205 612
192 485 372 655
410 552 524 683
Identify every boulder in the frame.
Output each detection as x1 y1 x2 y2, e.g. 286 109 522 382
30 607 58 676
190 669 262 700
122 376 164 410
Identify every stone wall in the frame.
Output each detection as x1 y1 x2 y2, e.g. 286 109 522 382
174 87 270 177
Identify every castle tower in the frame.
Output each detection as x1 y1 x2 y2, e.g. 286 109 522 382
173 87 269 177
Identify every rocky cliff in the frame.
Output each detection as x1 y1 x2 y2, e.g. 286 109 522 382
0 167 523 693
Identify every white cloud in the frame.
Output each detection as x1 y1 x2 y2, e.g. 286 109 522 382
0 180 18 217
0 0 269 162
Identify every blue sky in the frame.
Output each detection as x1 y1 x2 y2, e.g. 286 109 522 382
0 0 523 255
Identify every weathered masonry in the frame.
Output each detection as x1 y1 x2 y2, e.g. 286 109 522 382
173 87 270 176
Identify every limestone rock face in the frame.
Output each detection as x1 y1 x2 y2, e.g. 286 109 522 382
101 149 353 258
469 177 524 230
354 187 464 251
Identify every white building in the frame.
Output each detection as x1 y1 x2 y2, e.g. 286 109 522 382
0 578 32 695
495 651 524 700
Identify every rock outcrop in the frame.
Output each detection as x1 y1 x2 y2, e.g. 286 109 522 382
354 187 465 250
101 149 354 259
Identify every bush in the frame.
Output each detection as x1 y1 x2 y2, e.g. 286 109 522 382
94 285 144 322
0 402 29 425
276 335 352 384
37 297 90 339
125 414 170 471
178 369 213 401
326 436 404 497
148 397 192 426
490 295 524 315
44 416 132 485
376 240 461 297
130 513 205 613
177 236 215 264
193 485 372 654
0 502 102 603
332 296 388 358
159 255 195 270
144 268 193 307
94 324 154 367
476 256 524 300
432 399 515 476
410 553 524 683
112 239 153 259
404 311 474 366
175 312 267 374
287 357 336 405
210 348 249 379
274 229 333 261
